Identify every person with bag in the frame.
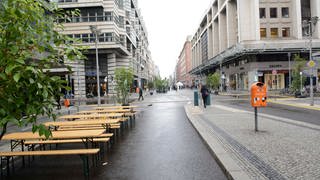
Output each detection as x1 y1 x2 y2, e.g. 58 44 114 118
200 84 209 108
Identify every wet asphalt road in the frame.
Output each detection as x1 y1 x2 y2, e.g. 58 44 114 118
5 91 227 180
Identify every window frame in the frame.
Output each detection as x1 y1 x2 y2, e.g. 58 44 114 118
281 7 289 18
270 8 278 18
270 28 279 38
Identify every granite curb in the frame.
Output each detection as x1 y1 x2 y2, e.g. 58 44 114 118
184 104 252 180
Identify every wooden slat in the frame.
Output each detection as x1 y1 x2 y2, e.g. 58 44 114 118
0 149 100 157
24 138 110 145
98 133 113 138
2 129 105 141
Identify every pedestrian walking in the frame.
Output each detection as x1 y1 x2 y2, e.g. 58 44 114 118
200 84 209 108
138 87 144 101
55 94 61 110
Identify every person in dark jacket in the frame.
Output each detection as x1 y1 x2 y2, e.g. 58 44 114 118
200 84 209 108
138 87 144 101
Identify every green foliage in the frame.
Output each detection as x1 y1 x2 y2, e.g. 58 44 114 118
114 68 134 105
290 54 307 92
154 77 168 92
0 0 85 139
207 72 220 90
147 81 154 89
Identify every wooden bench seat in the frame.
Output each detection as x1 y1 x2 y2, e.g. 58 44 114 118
24 138 110 145
98 133 113 138
0 149 100 178
57 126 105 131
0 149 99 157
109 123 121 129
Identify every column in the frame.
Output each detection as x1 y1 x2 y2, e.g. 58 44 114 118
107 53 116 94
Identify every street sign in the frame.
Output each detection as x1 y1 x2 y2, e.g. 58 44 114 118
257 72 263 77
307 60 316 68
303 69 317 76
272 69 277 75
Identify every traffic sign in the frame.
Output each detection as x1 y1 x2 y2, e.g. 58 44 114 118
307 60 316 68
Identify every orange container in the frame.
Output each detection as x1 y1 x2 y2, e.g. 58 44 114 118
250 82 267 107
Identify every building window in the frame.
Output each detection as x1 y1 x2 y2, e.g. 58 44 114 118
281 7 289 18
260 28 267 38
259 8 266 18
282 27 290 37
270 8 277 18
270 28 278 38
82 34 88 43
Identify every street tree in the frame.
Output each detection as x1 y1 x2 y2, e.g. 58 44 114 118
290 54 307 93
114 68 134 105
0 0 84 139
206 72 220 91
154 77 168 93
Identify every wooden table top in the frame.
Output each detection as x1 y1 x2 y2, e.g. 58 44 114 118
94 105 137 110
44 119 120 127
77 109 132 114
58 113 124 120
2 129 105 141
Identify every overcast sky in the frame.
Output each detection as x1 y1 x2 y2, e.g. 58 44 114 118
137 0 212 78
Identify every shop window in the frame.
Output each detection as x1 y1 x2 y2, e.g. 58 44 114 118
282 27 290 37
260 28 267 38
259 8 266 18
270 8 277 18
281 7 289 18
270 28 278 38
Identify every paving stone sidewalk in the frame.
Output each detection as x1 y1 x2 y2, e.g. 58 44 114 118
185 103 320 180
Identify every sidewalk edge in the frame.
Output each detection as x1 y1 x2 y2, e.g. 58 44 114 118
184 104 251 180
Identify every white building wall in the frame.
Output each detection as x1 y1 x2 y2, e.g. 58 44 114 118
237 0 260 42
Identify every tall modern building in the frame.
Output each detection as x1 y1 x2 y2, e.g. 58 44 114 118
53 0 154 98
190 0 320 91
176 36 193 87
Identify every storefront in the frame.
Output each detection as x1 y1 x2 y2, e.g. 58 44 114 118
264 73 285 90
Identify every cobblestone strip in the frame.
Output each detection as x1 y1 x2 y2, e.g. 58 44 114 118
200 114 287 180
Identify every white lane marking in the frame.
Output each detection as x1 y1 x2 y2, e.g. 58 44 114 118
212 104 320 131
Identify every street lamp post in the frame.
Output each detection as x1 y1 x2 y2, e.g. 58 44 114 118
90 25 101 106
303 16 319 106
288 52 291 87
300 71 303 92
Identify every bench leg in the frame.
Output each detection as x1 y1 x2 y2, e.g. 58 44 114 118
1 157 3 178
6 157 10 176
80 155 90 180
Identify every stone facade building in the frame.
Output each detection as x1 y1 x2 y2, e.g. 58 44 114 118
176 36 193 87
190 0 320 92
53 0 154 98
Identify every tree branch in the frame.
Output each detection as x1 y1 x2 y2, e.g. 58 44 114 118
0 122 8 140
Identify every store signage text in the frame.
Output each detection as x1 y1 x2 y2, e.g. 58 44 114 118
269 65 282 68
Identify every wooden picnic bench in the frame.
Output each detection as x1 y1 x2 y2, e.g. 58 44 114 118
44 119 120 131
58 113 125 121
77 109 134 115
94 105 137 110
0 148 100 179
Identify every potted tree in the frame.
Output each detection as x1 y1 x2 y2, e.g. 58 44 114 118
207 72 220 95
114 68 133 106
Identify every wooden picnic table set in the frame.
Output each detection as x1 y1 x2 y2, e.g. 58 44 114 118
0 105 138 179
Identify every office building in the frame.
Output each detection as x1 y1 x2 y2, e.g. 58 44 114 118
53 0 154 98
190 0 320 91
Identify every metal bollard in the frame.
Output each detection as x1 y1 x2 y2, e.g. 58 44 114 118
206 93 211 106
194 91 199 106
